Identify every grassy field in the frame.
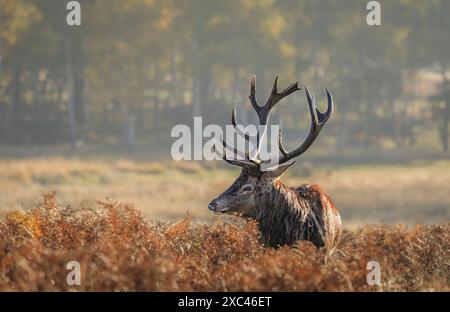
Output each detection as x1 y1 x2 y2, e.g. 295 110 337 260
0 158 449 227
0 158 448 291
0 193 448 291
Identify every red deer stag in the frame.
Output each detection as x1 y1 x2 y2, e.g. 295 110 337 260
208 76 341 257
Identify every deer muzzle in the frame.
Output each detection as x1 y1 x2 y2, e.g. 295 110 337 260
207 199 229 213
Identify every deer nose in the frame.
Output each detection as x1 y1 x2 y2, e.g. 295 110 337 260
208 201 217 211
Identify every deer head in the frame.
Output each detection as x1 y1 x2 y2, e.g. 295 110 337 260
208 76 333 215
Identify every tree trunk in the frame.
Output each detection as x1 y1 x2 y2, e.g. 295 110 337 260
439 59 449 152
73 33 85 137
124 111 136 152
0 39 3 140
443 101 449 152
191 31 201 117
65 38 78 147
365 98 375 147
10 62 23 142
171 47 179 107
198 66 211 114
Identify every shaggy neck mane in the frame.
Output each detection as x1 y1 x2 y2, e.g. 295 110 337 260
245 180 314 247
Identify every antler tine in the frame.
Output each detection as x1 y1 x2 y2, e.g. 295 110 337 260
278 125 288 158
318 88 333 123
212 141 256 168
221 133 241 159
278 86 333 164
231 105 252 141
220 133 260 164
265 76 302 114
231 104 262 160
249 75 259 112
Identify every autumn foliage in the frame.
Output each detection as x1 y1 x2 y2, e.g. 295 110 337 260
0 193 448 291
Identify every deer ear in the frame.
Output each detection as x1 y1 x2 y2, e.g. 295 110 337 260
263 161 296 181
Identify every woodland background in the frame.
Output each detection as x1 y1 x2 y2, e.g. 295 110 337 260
1 0 449 158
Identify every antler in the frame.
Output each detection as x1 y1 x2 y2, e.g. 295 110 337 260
219 75 333 168
247 75 301 125
277 86 333 164
229 76 301 162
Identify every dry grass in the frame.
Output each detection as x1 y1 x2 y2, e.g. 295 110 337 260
0 193 448 291
0 158 449 226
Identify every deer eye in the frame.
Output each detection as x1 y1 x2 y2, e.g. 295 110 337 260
241 185 254 193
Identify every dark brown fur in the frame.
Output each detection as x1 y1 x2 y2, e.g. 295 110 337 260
209 167 342 257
